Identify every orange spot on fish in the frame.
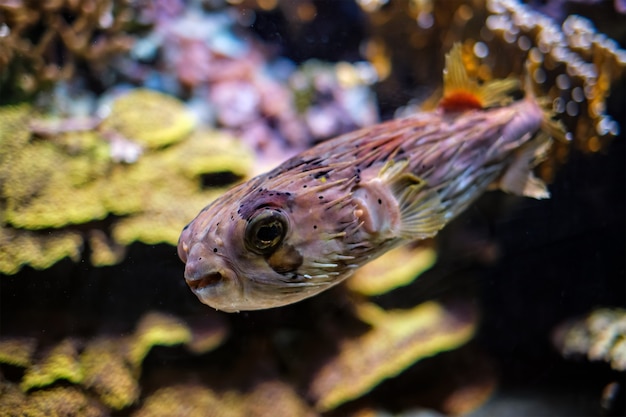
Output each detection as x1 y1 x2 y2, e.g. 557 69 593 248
439 90 483 112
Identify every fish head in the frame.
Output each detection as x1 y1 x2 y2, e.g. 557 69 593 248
178 178 360 312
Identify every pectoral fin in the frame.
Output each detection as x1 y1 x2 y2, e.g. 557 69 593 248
379 160 446 240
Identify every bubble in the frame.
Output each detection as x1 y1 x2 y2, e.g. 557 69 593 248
473 42 489 58
566 101 578 116
517 36 531 51
357 0 389 12
0 24 9 38
417 12 434 29
503 30 517 44
556 74 570 90
529 48 543 63
533 68 546 84
572 87 584 103
596 116 615 136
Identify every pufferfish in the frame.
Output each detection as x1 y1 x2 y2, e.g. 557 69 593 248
178 44 560 312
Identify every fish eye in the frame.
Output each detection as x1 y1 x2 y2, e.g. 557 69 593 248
245 209 288 255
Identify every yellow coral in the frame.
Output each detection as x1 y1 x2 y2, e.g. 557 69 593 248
132 384 236 417
2 135 112 229
100 89 196 149
80 338 140 410
0 338 38 368
185 314 230 355
0 383 105 417
308 301 476 411
126 311 193 370
0 104 32 161
170 129 254 180
110 129 253 246
0 94 254 273
132 380 315 417
23 387 105 417
0 228 83 275
21 339 83 391
347 244 436 296
87 230 127 267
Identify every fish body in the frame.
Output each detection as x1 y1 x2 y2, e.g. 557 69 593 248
178 45 554 312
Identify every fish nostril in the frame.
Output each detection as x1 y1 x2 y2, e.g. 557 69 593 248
187 272 223 291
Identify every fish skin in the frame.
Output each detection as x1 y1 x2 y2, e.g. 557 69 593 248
178 94 549 312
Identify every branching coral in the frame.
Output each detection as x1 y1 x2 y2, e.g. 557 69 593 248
0 0 136 101
359 0 626 181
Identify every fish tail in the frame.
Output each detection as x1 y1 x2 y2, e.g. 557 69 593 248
521 60 570 143
492 60 578 199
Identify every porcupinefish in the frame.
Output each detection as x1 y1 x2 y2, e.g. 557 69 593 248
178 44 559 312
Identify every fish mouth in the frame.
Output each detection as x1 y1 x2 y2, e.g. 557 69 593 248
186 271 223 292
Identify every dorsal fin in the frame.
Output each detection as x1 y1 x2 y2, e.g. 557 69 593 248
439 43 519 112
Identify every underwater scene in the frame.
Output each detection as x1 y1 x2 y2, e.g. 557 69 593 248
0 0 624 415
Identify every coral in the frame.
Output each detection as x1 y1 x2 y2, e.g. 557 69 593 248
99 89 196 149
116 7 379 161
485 1 626 145
132 384 235 417
80 338 140 410
0 0 136 101
359 0 626 181
0 104 32 158
110 128 253 246
554 307 626 371
0 337 37 368
307 301 477 411
2 134 111 229
346 243 437 296
0 2 622 416
86 230 126 266
0 310 225 413
20 339 83 391
0 90 254 274
0 384 105 417
0 228 83 275
28 387 106 417
126 311 193 369
243 380 317 417
183 314 230 355
132 380 316 417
